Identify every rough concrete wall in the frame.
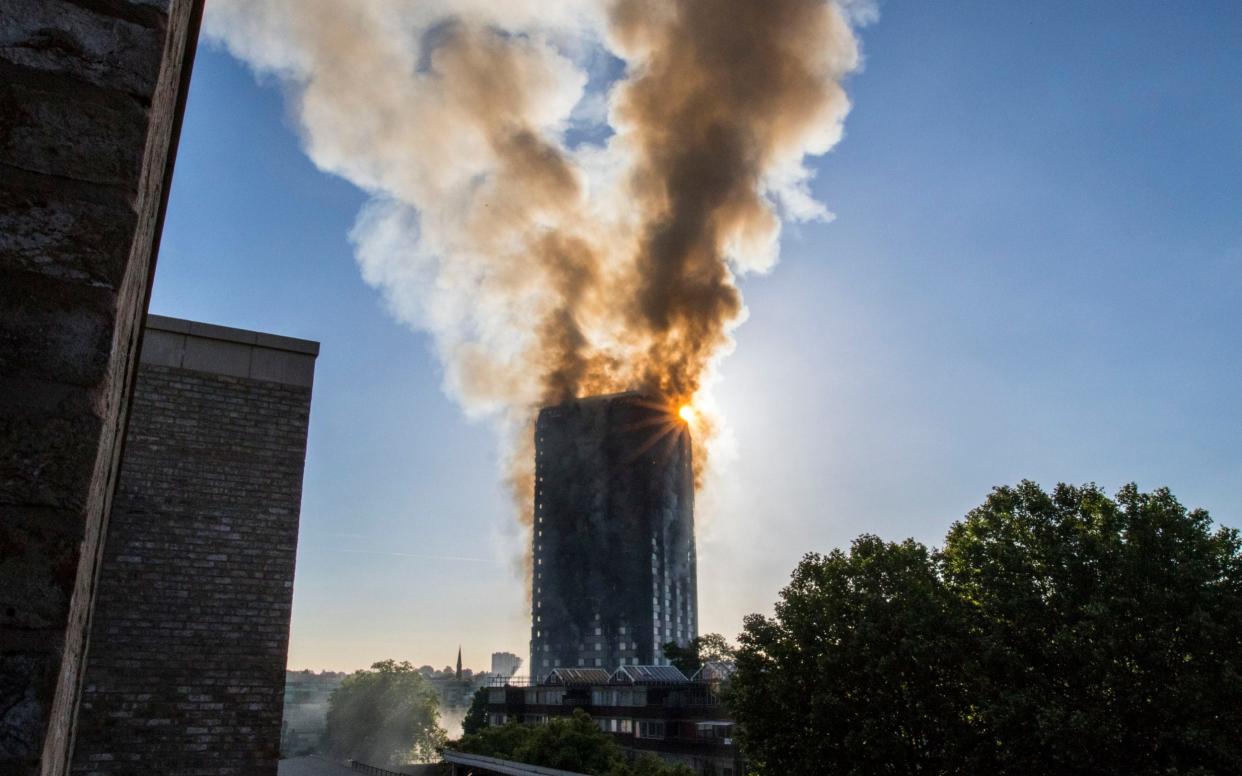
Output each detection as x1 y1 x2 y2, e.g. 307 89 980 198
70 356 313 776
0 1 202 773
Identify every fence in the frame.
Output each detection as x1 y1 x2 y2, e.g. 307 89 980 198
348 761 407 776
487 675 536 687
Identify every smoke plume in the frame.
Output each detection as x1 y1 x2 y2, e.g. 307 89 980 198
206 0 867 523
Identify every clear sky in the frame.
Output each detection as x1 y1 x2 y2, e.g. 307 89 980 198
151 1 1242 672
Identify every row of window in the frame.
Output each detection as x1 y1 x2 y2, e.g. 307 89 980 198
590 689 648 706
494 712 712 746
596 717 634 734
540 640 640 653
533 614 615 637
596 717 665 738
542 656 604 668
523 689 566 705
540 656 646 668
499 688 721 710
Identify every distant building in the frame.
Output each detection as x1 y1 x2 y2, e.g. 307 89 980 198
487 664 741 776
281 670 345 756
492 652 523 677
531 393 697 678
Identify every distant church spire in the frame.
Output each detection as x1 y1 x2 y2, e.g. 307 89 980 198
455 645 462 680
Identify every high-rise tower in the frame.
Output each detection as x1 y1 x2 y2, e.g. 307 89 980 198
530 393 697 679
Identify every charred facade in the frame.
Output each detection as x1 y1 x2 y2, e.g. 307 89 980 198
531 393 697 678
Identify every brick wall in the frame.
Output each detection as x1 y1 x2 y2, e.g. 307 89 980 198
0 3 203 772
71 316 318 775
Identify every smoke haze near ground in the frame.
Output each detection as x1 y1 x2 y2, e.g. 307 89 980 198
205 0 868 538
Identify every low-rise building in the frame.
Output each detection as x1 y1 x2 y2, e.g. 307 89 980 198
486 665 742 776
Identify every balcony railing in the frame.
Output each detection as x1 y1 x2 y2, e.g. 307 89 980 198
489 675 536 687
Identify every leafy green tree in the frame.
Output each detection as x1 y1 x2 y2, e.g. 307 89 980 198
612 752 696 776
732 535 975 775
462 687 489 736
732 482 1242 775
662 633 736 675
324 660 447 766
456 710 619 774
942 482 1242 774
454 710 693 775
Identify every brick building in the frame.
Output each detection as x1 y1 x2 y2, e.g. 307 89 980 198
70 315 317 774
487 665 742 776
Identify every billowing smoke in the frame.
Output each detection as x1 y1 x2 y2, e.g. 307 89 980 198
206 0 868 524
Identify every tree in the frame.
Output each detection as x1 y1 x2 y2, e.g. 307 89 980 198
662 633 735 676
942 482 1242 774
732 482 1242 775
456 710 620 774
323 660 447 766
462 687 489 735
618 752 696 776
454 710 693 775
732 536 975 775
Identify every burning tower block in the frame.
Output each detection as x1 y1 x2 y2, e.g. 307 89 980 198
531 393 697 679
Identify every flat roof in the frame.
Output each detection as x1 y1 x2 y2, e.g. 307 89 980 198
147 314 319 355
141 314 319 387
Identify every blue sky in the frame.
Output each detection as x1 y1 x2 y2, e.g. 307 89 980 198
153 1 1242 671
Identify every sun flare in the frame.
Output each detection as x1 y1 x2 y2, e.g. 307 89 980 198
678 404 697 424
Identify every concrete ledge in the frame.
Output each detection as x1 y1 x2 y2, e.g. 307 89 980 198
142 314 318 387
147 314 319 354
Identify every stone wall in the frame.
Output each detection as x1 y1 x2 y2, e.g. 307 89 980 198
0 2 203 772
71 316 318 775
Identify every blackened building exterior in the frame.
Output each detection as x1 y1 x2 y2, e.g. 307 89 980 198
531 393 697 677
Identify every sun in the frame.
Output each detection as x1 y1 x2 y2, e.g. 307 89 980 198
678 404 697 424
